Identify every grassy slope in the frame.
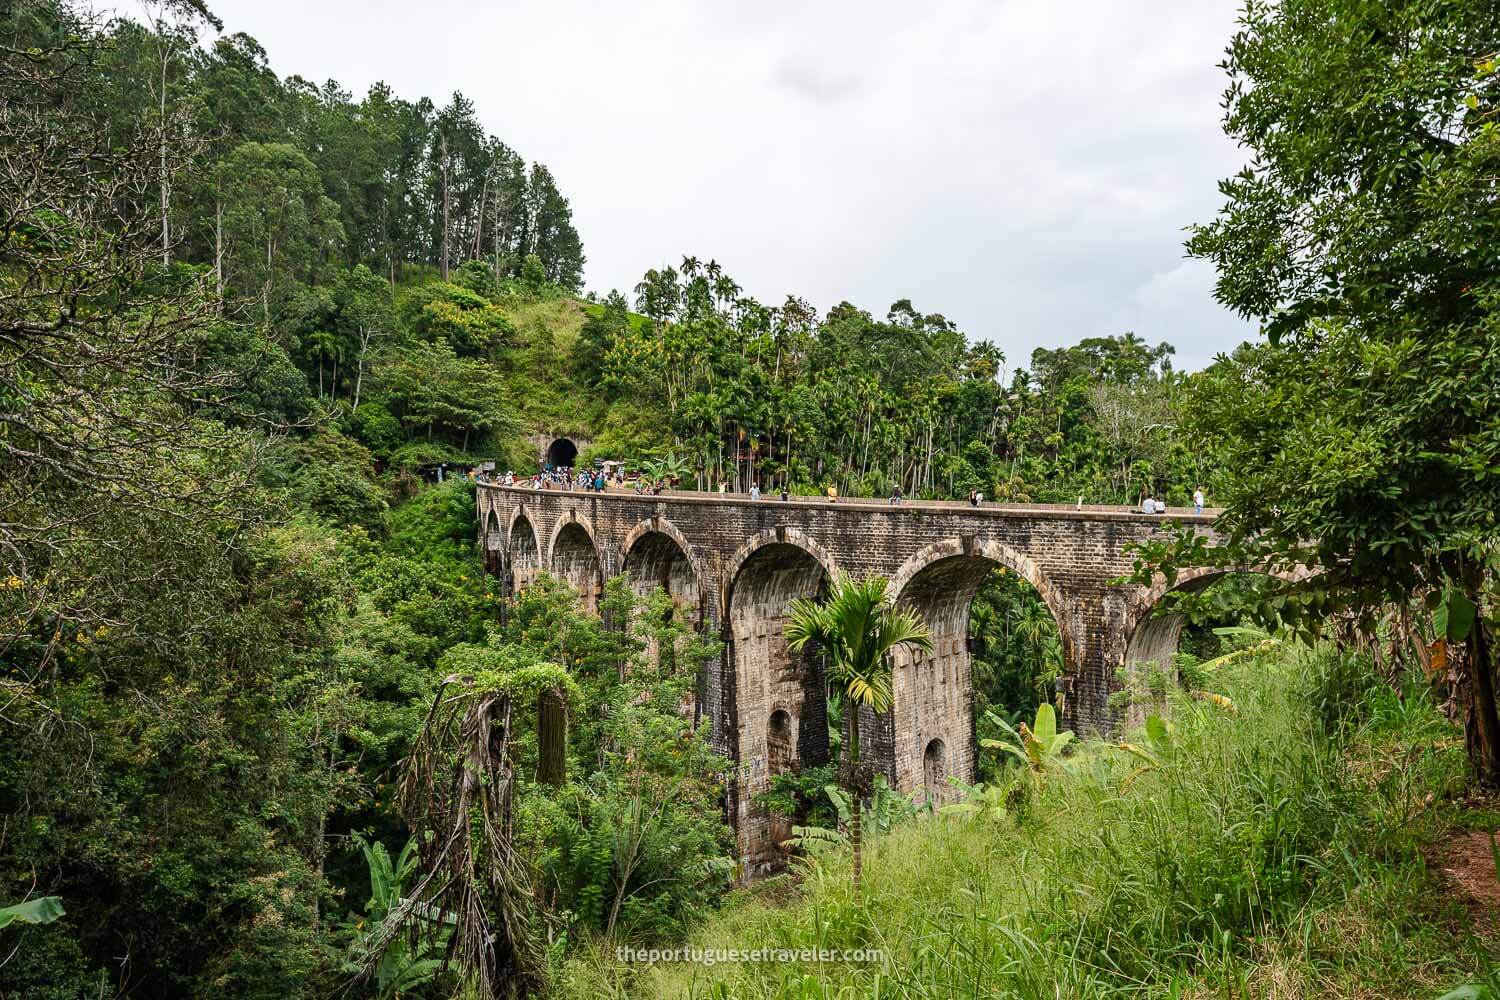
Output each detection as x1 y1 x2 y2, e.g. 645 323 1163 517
501 296 596 436
498 296 671 469
562 650 1498 999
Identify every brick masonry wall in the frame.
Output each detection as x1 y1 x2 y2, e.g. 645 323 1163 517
476 484 1225 870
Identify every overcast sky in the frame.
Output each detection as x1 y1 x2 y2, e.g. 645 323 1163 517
162 0 1260 370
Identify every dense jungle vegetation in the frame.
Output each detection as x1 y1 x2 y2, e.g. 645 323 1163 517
2 0 1497 997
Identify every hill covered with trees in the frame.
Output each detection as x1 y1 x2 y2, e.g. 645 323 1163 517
2 0 1496 997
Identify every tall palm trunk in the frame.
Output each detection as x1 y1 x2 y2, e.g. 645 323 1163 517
848 703 862 895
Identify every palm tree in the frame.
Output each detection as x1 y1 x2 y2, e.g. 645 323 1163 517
785 576 932 894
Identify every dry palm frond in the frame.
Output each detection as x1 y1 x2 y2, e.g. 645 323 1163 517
360 673 548 999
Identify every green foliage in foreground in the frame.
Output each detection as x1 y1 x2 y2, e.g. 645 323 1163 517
563 647 1491 999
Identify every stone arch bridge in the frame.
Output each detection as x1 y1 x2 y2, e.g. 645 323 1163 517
476 483 1253 872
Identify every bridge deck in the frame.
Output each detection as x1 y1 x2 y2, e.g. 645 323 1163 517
480 482 1219 524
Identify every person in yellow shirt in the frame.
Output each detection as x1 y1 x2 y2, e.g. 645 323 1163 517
827 484 838 503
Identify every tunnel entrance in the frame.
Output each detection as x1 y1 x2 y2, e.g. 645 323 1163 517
545 437 578 470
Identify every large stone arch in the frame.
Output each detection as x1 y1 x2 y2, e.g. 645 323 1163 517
622 518 708 707
723 528 838 874
620 517 708 617
507 509 542 593
720 526 841 613
505 502 533 549
548 513 604 613
1120 564 1307 671
882 538 1068 799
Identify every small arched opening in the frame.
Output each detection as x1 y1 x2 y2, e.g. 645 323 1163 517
766 709 796 851
922 738 948 802
546 437 578 470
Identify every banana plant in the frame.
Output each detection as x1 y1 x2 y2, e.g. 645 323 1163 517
1115 714 1175 786
823 775 921 836
1194 626 1283 671
342 834 449 998
0 896 63 930
781 824 848 856
938 778 1010 823
981 702 1074 778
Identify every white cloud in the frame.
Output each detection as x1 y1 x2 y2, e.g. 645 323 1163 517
151 0 1259 370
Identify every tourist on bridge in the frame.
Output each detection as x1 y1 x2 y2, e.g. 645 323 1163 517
890 484 903 505
780 485 789 502
750 481 761 500
1141 496 1156 514
1194 486 1205 514
826 484 838 503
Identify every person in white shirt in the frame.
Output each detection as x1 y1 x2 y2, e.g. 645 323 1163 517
1193 486 1205 514
1141 496 1156 514
750 482 761 500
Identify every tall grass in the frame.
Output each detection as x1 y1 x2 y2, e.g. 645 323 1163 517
560 646 1485 999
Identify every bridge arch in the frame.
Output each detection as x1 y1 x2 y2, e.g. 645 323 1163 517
1121 564 1305 669
1118 565 1307 726
508 508 542 592
721 527 841 609
481 510 504 575
723 527 838 874
621 517 707 616
547 513 604 613
884 538 1069 800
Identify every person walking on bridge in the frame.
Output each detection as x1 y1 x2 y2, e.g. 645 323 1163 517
750 482 761 500
827 484 838 503
1193 486 1205 515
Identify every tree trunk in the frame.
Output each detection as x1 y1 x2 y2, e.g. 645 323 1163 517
159 47 170 266
848 704 862 896
353 328 370 411
1468 609 1500 788
213 186 224 306
440 133 451 282
537 690 567 786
